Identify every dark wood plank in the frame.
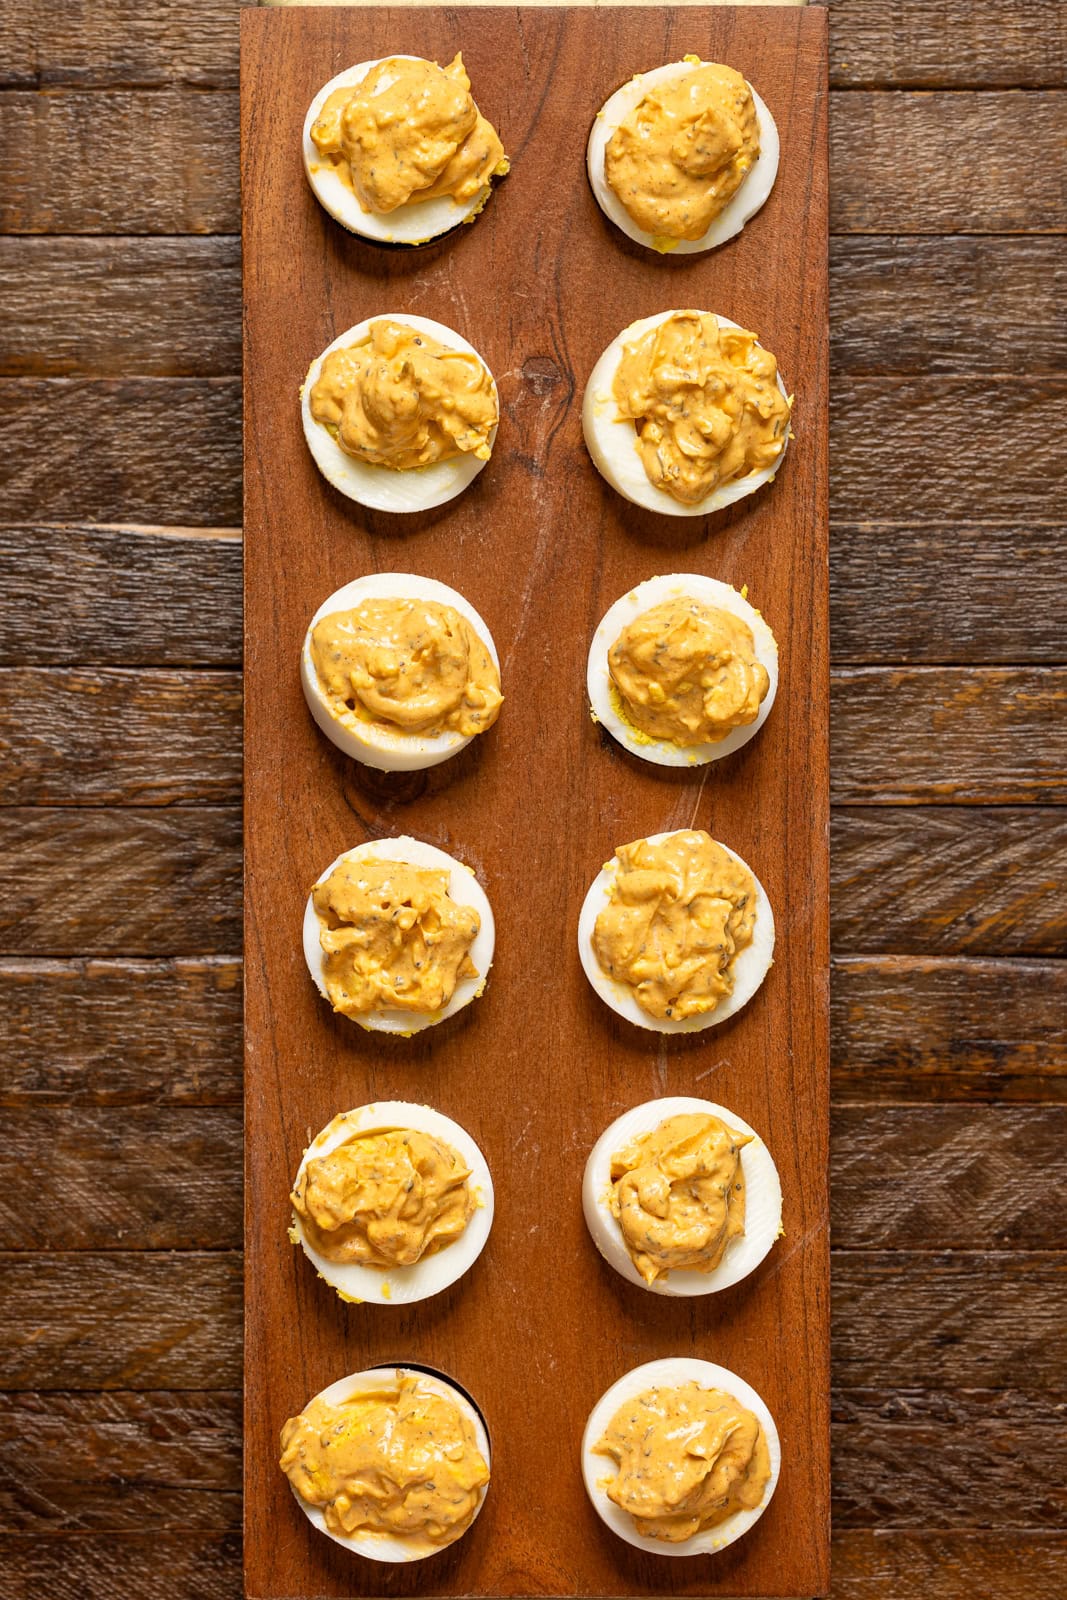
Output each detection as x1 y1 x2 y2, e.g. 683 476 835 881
0 238 242 377
831 1106 1067 1250
0 1534 243 1600
4 374 1057 527
6 521 1063 672
0 957 242 1107
0 1391 240 1532
4 1 1065 93
0 91 238 234
831 237 1067 374
0 1107 242 1250
0 809 242 955
0 525 242 668
831 91 1067 233
832 668 1067 805
0 380 241 525
0 668 241 806
6 1103 1060 1254
829 0 1067 89
3 1248 1059 1396
3 88 1065 235
831 523 1067 666
831 956 1067 1103
831 1531 1067 1599
241 8 831 1598
0 0 244 89
7 236 1065 382
0 1251 243 1390
831 808 1067 957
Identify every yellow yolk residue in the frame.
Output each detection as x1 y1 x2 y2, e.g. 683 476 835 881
280 1372 489 1550
608 597 768 746
605 62 759 243
609 1112 751 1284
596 1381 770 1541
292 1127 474 1268
313 857 479 1018
309 319 498 472
612 311 790 506
592 830 756 1022
310 53 508 215
311 598 502 740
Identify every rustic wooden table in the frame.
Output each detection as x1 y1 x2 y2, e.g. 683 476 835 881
0 2 1064 1597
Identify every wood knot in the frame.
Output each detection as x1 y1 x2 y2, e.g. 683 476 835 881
522 355 563 395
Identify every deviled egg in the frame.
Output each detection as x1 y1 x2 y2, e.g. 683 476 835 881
290 1101 493 1306
301 573 502 772
582 1357 780 1555
578 829 774 1034
303 53 508 244
304 835 494 1034
582 1096 782 1296
583 310 791 516
302 314 498 513
587 58 779 255
281 1365 491 1560
588 573 777 767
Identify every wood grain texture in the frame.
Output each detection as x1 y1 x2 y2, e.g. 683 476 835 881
0 381 241 526
241 8 829 1597
0 238 243 378
831 956 1067 1103
831 91 1067 234
3 1249 1059 1396
830 523 1067 666
0 809 242 955
4 1 1064 93
830 1531 1067 1599
0 957 242 1106
830 237 1067 375
0 668 242 805
831 668 1067 804
5 1102 1061 1254
7 521 1064 671
7 235 1066 381
0 526 242 668
0 1107 242 1250
831 808 1067 956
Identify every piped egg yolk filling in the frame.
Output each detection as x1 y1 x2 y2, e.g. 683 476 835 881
609 1112 750 1284
596 1381 770 1541
313 857 479 1018
592 830 756 1021
310 52 508 215
605 62 759 244
608 598 768 746
309 319 498 471
311 598 502 740
292 1127 474 1268
280 1372 489 1549
612 311 790 506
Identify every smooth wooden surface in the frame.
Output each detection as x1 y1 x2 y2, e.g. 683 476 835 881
1 2 1065 1599
241 8 828 1596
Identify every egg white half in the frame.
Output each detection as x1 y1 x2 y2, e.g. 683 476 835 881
301 314 498 513
586 61 779 256
582 1095 782 1297
302 58 500 244
588 572 778 768
581 1356 780 1556
303 835 495 1034
578 829 774 1034
291 1101 494 1306
301 573 501 772
286 1365 491 1561
582 311 790 518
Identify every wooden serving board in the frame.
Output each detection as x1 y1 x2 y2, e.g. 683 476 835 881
241 7 829 1597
